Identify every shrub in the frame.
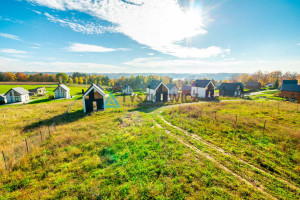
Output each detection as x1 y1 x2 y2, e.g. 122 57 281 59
48 94 54 100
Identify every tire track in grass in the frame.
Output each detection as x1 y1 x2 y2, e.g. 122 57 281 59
154 121 277 200
158 115 300 194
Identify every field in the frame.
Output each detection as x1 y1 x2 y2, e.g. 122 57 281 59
0 94 299 199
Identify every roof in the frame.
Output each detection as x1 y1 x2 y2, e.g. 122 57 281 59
236 82 245 88
0 94 6 99
54 84 70 92
147 80 163 90
166 83 178 90
182 84 191 91
122 84 131 90
5 87 29 95
280 84 300 92
97 84 104 90
83 84 105 97
246 82 261 86
219 83 242 92
282 80 298 85
192 80 212 88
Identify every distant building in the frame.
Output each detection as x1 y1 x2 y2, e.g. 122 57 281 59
29 87 46 96
191 80 215 99
122 84 133 95
83 84 105 113
54 84 70 99
181 84 191 95
167 83 179 96
279 80 300 98
146 80 169 102
219 83 243 97
4 87 30 103
112 83 123 92
0 95 7 105
245 82 261 89
265 83 274 87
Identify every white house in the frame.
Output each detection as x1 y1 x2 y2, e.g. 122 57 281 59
191 80 215 99
122 84 133 95
146 80 169 102
167 83 179 96
4 87 30 103
54 84 70 99
83 84 106 113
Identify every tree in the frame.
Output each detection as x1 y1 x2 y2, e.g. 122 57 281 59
15 72 27 81
0 72 5 81
274 78 279 89
74 77 79 84
69 78 73 84
56 73 68 83
79 77 84 84
4 72 16 81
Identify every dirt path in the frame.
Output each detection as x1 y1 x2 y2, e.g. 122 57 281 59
158 115 300 193
154 121 277 200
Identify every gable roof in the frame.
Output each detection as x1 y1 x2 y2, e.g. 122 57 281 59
5 87 29 95
167 83 178 90
282 80 298 85
97 84 104 90
83 84 105 98
192 80 212 88
182 84 191 91
53 84 70 92
148 80 162 90
280 84 300 92
219 83 242 92
236 82 245 89
122 84 131 90
246 82 261 86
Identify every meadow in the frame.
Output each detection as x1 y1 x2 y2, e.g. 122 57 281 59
0 92 299 199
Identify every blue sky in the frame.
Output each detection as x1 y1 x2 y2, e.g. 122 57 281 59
0 0 299 73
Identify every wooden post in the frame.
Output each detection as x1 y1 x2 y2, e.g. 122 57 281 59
215 111 217 121
235 114 238 124
48 126 51 137
40 131 43 142
3 120 5 127
2 151 7 170
263 120 267 134
25 139 29 153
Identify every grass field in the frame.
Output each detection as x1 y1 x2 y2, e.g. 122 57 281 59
0 94 299 199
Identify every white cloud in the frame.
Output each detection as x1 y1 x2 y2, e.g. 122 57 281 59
0 49 28 54
297 43 300 46
0 33 21 41
67 43 128 52
29 0 226 58
148 53 154 56
45 13 115 34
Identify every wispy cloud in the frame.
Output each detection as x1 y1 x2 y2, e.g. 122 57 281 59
0 33 21 41
45 13 115 34
29 0 227 58
297 43 300 46
67 43 128 52
0 49 28 54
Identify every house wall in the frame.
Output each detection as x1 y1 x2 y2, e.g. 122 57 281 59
169 87 178 95
55 87 70 99
123 87 133 95
146 88 156 102
279 91 300 98
191 87 206 98
5 90 29 103
220 87 242 97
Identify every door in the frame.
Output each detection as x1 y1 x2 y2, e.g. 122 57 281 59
85 100 93 113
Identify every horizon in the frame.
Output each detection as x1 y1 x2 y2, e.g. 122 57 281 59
1 0 300 73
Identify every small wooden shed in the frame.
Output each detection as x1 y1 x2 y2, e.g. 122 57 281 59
83 84 106 113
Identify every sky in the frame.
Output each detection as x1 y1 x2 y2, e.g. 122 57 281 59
0 0 300 73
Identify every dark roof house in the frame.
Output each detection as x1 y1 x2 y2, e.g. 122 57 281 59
219 83 243 97
192 80 211 88
182 84 191 95
279 80 300 99
245 82 261 89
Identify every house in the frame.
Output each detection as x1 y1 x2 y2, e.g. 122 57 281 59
122 84 133 95
112 83 123 92
191 80 215 99
216 83 222 90
29 87 46 96
0 95 7 105
83 84 106 113
53 84 70 99
182 84 191 95
167 83 179 96
97 84 104 91
219 83 243 97
245 82 261 89
4 87 30 103
265 83 274 87
146 80 169 102
279 80 300 98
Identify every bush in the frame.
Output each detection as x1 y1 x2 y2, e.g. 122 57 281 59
48 94 54 100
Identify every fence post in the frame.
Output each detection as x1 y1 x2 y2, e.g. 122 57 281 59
2 151 7 170
235 114 238 124
215 111 217 121
40 131 43 142
263 120 267 134
3 120 5 127
25 139 29 153
48 126 51 137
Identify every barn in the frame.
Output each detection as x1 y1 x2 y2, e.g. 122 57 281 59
182 84 191 95
146 80 169 102
4 87 30 103
191 80 215 99
122 85 133 95
167 83 179 96
279 80 300 98
219 83 243 97
54 84 70 99
83 84 106 113
246 82 261 89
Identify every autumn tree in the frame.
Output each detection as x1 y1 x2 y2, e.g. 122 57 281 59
4 72 16 81
56 73 68 83
15 72 27 81
69 78 73 84
79 77 84 84
74 77 79 84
